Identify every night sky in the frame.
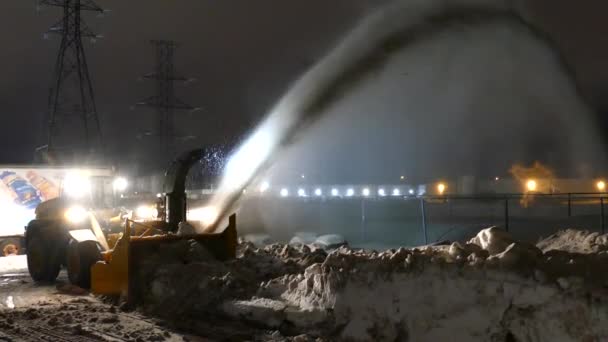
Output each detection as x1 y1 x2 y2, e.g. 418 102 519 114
2 1 608 167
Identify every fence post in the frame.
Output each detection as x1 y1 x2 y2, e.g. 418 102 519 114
360 199 366 241
420 198 428 244
504 198 509 232
601 197 605 234
567 193 572 217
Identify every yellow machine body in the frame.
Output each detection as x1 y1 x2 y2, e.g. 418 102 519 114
90 214 237 297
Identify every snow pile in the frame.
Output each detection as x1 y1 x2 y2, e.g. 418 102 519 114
136 228 608 341
289 232 318 246
243 233 275 247
278 229 608 340
0 255 28 274
537 229 608 254
134 240 327 319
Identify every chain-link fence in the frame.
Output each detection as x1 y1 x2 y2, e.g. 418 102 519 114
237 193 608 249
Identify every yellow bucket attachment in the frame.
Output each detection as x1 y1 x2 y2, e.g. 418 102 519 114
91 214 237 297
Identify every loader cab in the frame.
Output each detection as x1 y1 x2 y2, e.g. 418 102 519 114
57 170 115 210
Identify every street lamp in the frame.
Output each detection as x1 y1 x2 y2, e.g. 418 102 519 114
437 183 446 195
526 179 537 192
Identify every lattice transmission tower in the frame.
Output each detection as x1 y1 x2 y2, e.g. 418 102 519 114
40 0 105 162
137 40 198 160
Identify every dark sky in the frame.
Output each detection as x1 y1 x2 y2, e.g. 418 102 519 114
2 1 608 166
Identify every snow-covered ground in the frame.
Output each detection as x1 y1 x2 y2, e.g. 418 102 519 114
0 255 27 274
129 227 608 341
1 228 607 341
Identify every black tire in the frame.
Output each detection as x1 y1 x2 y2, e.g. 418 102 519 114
0 238 22 256
27 235 61 282
67 240 102 289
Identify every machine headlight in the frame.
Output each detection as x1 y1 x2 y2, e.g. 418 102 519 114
65 206 88 224
64 171 91 198
188 206 219 227
113 177 128 192
135 205 158 219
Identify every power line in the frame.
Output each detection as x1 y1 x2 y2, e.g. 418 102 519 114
41 0 105 163
136 40 199 161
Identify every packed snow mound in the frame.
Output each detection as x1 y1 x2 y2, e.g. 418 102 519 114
289 232 318 245
468 226 515 255
242 233 274 247
135 228 608 341
312 234 347 249
537 229 608 254
0 255 27 274
134 241 328 317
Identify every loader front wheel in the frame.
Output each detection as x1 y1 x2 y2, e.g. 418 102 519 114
27 235 61 282
67 240 102 289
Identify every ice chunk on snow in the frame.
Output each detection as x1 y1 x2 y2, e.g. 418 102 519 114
313 234 347 249
537 229 608 254
468 227 514 255
177 221 196 235
5 296 14 309
243 234 274 247
222 298 286 328
289 232 318 245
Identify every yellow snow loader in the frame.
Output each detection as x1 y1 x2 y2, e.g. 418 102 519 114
26 149 237 298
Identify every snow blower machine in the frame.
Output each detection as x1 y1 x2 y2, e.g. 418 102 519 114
25 148 237 299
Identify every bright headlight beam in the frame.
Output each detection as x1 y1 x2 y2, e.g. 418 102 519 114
65 206 88 224
315 188 322 196
260 181 270 193
113 177 128 192
378 188 386 196
135 205 157 219
331 188 339 197
346 188 354 197
188 206 219 227
280 188 289 197
362 188 370 197
393 188 401 196
63 171 91 198
298 188 306 197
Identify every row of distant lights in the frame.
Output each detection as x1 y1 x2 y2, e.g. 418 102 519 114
281 187 414 198
259 182 417 198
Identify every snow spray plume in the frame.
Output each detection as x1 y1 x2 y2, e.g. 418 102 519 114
203 0 605 232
